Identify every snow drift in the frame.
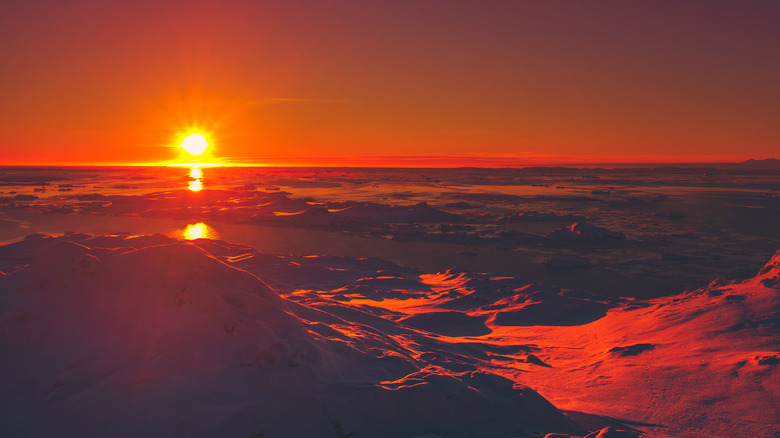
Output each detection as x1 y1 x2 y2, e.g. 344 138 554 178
0 234 574 437
2 233 778 437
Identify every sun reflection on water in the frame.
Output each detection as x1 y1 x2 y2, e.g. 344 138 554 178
173 222 219 240
188 179 203 191
188 166 203 191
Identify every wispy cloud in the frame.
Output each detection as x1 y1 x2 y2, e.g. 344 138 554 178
246 98 347 105
168 97 347 108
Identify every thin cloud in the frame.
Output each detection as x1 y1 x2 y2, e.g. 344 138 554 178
247 98 347 105
168 98 347 108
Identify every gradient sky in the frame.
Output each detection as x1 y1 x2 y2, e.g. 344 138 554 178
1 0 779 166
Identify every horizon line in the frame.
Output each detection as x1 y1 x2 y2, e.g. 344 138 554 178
1 158 778 169
2 154 778 169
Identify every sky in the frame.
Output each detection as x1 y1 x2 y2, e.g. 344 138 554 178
1 0 779 166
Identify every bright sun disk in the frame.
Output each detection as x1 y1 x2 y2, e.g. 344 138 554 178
180 133 209 156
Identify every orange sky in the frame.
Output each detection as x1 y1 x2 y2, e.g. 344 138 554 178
1 1 778 166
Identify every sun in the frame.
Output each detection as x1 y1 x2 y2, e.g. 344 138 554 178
180 133 209 156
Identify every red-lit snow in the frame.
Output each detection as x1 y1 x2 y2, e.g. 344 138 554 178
1 233 778 437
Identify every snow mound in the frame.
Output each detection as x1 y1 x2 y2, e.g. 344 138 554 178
4 233 777 437
547 222 627 242
0 235 575 437
487 288 614 326
608 343 656 357
399 311 492 336
758 248 780 275
502 210 586 222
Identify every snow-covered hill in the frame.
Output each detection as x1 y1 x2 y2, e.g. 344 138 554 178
1 233 777 437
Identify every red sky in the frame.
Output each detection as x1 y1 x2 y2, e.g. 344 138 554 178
1 1 778 166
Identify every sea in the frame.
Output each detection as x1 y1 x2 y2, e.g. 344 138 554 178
1 164 779 298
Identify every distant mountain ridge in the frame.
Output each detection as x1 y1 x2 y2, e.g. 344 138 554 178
737 158 780 169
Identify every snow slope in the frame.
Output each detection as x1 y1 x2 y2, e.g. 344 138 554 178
0 234 574 437
2 233 778 437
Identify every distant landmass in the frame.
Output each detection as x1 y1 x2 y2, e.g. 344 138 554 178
735 158 780 170
533 158 780 171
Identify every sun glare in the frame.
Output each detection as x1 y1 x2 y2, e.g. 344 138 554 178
189 179 203 191
176 222 219 240
180 133 209 156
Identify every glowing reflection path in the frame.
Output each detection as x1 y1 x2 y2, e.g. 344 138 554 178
173 222 219 240
188 166 203 192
